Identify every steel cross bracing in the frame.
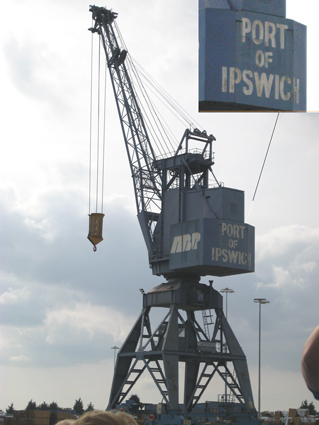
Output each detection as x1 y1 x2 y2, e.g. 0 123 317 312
108 283 255 415
89 6 162 250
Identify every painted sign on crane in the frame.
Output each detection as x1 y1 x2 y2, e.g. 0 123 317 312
169 218 255 277
199 0 307 111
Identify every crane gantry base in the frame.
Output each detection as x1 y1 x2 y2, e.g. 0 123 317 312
108 278 256 415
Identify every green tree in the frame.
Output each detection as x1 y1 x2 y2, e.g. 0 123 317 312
6 403 14 414
38 402 49 411
49 402 60 411
73 398 84 416
85 403 94 412
299 400 317 415
26 400 37 410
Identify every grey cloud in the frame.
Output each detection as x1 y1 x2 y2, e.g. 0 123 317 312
0 185 160 368
3 35 69 111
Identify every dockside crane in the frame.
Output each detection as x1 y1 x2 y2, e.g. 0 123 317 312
88 6 257 423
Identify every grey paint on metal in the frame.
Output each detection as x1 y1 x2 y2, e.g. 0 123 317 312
152 186 252 277
199 2 307 111
199 0 286 17
108 309 145 409
217 308 255 412
162 306 179 411
169 218 255 276
143 280 223 310
108 282 256 413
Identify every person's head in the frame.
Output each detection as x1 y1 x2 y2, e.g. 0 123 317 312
56 420 76 425
74 410 137 425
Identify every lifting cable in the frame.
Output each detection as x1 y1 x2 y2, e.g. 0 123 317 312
115 21 202 156
101 56 107 215
250 112 280 213
89 33 107 215
136 60 202 131
134 59 203 147
95 37 101 213
88 27 107 251
89 24 94 216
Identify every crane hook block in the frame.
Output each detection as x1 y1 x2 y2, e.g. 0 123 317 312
87 213 105 247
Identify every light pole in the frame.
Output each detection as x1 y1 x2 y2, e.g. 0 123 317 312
219 287 234 319
254 298 270 420
111 345 119 368
219 287 234 407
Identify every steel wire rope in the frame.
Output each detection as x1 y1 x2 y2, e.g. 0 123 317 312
114 22 177 158
133 62 191 149
89 23 94 215
123 61 165 164
135 60 192 126
113 22 166 159
124 52 170 159
248 112 280 220
101 56 107 214
128 57 175 157
95 38 102 213
132 64 182 151
132 60 216 164
252 112 280 202
129 68 174 159
133 59 203 132
126 54 180 154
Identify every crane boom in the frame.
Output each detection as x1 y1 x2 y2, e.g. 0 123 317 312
89 6 162 253
89 5 254 280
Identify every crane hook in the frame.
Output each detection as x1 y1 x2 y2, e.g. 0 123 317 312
93 245 97 252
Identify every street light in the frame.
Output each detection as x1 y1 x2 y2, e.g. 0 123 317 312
111 346 119 368
219 287 234 407
219 287 235 319
254 298 270 420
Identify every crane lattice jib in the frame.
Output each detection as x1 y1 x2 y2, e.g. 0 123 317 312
89 6 162 245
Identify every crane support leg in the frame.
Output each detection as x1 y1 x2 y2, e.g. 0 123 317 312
217 309 255 412
108 308 149 409
162 306 179 410
108 281 256 415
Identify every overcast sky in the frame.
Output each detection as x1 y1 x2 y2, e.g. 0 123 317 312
0 0 319 415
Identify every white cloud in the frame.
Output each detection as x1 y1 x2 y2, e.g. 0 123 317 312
9 354 30 363
24 217 58 244
256 225 319 261
0 286 30 305
270 265 294 289
44 302 133 346
255 225 319 290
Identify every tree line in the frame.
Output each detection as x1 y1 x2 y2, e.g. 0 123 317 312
5 399 95 416
299 400 317 416
4 399 316 417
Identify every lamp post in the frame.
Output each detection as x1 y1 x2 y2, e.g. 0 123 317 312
219 287 234 407
254 298 270 420
219 287 234 319
111 345 119 368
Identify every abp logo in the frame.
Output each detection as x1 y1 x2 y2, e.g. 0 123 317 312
170 233 201 254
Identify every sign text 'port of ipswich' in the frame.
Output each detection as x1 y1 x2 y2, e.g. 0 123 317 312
199 0 307 111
